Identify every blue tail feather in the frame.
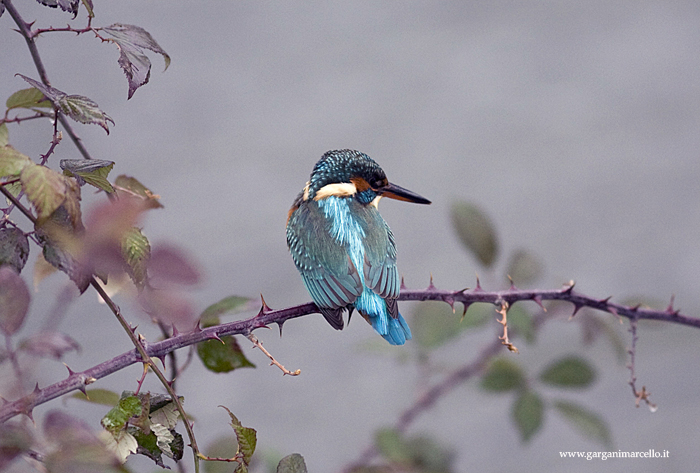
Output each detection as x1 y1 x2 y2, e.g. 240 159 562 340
367 311 412 346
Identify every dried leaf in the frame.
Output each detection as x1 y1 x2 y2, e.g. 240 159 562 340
0 227 30 273
17 75 114 133
0 267 30 336
60 159 115 193
114 175 163 208
102 24 171 99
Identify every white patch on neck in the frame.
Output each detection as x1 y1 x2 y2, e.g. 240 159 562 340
313 182 357 201
370 195 382 209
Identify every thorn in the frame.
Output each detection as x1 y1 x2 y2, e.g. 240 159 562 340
259 294 272 314
277 321 284 337
445 297 455 313
64 363 76 376
400 276 406 291
630 304 641 312
570 303 583 318
563 280 575 294
460 302 471 321
507 275 516 290
599 296 612 304
171 324 180 337
194 322 203 332
207 333 224 344
666 294 678 315
32 383 41 395
475 273 482 292
22 407 35 423
455 287 470 294
129 324 138 334
532 295 546 312
158 355 167 369
77 383 87 395
427 273 436 290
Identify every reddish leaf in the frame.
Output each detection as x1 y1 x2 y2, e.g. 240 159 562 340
148 245 201 287
102 24 171 99
139 287 196 331
20 331 80 359
0 267 30 336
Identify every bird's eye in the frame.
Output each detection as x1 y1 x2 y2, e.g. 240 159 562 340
371 178 387 189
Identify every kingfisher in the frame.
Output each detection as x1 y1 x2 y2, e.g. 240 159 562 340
286 150 431 345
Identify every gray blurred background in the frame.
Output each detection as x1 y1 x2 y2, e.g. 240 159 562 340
1 1 699 472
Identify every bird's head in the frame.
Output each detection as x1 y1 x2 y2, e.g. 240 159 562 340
305 149 431 206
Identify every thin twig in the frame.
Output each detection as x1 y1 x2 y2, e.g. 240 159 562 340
627 319 657 411
247 334 300 376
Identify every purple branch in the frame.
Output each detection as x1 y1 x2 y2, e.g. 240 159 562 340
1 283 698 423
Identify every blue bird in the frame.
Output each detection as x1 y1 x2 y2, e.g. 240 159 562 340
286 150 431 345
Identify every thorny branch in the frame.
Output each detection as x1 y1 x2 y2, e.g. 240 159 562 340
1 280 698 423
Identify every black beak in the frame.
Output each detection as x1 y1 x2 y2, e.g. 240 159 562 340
380 182 431 205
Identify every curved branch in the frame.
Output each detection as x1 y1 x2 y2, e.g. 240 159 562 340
1 282 698 423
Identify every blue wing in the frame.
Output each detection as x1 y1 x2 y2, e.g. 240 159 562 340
287 197 363 329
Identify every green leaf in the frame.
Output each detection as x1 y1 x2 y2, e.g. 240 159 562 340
0 227 30 273
276 453 308 473
197 335 255 373
0 422 33 468
506 249 543 287
512 390 544 442
60 159 115 193
220 406 257 468
0 146 32 178
374 428 411 464
5 87 52 110
71 388 121 406
122 227 150 290
507 304 535 344
17 74 114 134
101 393 142 434
539 356 596 388
20 164 67 222
450 201 499 267
0 124 8 146
114 174 163 208
199 296 251 327
480 357 525 392
554 400 613 448
102 24 171 100
411 301 466 349
404 435 454 472
0 267 30 336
